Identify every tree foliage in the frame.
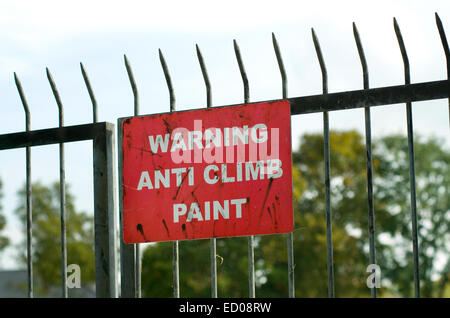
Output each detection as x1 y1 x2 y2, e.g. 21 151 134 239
15 181 95 296
373 134 450 297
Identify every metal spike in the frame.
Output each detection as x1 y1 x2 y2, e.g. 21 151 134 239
393 18 411 84
272 33 288 99
311 28 328 94
233 39 250 104
352 23 369 89
124 55 139 116
435 12 450 126
196 44 212 108
14 73 31 130
159 49 176 112
80 62 98 123
435 12 450 63
46 67 64 126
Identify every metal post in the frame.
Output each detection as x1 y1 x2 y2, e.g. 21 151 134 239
394 18 420 298
159 49 179 297
46 68 68 298
233 39 256 298
312 28 335 298
353 23 377 298
14 73 33 298
93 123 118 297
272 33 295 298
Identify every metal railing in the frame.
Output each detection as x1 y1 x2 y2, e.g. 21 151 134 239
0 13 448 298
0 66 118 298
118 13 449 298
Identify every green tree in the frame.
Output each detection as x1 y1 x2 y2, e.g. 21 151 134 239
141 237 252 297
0 179 9 251
373 135 450 297
16 181 95 296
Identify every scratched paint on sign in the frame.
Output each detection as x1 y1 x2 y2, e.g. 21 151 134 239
120 100 293 243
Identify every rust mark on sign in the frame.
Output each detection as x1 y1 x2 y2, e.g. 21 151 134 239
259 177 274 222
181 223 188 238
267 206 273 220
162 219 170 237
162 118 171 134
272 202 278 229
173 169 190 200
136 223 148 241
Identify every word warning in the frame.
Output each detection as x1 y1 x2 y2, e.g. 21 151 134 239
119 101 293 243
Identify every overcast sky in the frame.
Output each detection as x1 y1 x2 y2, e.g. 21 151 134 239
0 0 449 268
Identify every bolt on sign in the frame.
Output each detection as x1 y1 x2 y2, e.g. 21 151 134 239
119 100 293 243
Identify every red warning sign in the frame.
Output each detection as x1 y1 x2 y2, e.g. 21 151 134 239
120 100 293 243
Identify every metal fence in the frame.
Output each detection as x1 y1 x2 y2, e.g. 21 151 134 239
0 67 118 298
0 13 448 298
119 13 449 298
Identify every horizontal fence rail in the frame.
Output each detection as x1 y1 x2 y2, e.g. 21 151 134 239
288 80 449 115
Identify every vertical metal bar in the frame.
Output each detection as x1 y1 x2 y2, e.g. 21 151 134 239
233 39 255 298
80 66 118 298
124 54 142 298
353 23 377 298
393 18 420 298
14 73 33 298
196 44 218 298
80 62 98 123
93 123 117 297
435 13 450 127
311 28 335 298
46 67 68 298
120 55 137 298
272 33 295 298
159 48 179 298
